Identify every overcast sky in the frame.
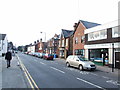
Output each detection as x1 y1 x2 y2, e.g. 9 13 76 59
0 0 119 46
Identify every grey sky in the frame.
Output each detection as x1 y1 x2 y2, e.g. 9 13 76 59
0 0 119 46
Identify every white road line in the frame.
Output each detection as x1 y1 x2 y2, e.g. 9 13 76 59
102 76 109 79
39 62 46 65
106 80 120 86
90 73 98 76
76 77 106 90
50 67 65 74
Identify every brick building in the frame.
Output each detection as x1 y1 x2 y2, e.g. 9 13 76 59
59 29 74 59
73 20 100 56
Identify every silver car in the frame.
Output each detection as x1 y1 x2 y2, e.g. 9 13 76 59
66 55 96 71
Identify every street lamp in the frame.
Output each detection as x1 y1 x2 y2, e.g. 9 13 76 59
40 32 46 42
112 43 114 72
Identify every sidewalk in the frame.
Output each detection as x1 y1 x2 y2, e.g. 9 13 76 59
0 55 30 89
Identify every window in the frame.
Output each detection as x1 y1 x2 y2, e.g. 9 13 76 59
75 49 84 56
112 26 120 38
62 39 64 47
59 40 61 47
100 29 107 39
66 39 69 46
75 37 78 44
81 36 85 43
88 29 107 41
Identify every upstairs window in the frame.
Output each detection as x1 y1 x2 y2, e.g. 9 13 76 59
88 29 107 41
62 39 64 47
66 39 69 46
81 35 85 43
112 26 120 38
75 37 78 44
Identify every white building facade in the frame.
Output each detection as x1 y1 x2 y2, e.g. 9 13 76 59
27 45 35 53
85 20 120 69
0 34 8 56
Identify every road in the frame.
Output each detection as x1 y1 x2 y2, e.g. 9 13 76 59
17 53 119 89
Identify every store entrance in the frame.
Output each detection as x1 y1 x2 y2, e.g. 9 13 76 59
89 49 108 66
115 52 120 69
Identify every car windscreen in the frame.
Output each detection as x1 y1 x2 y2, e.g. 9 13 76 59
78 57 89 61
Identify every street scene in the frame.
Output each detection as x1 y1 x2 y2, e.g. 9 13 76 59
0 0 120 90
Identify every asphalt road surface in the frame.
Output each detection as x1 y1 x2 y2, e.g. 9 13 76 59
17 53 119 89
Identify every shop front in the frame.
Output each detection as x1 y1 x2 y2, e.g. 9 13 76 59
88 48 108 66
85 43 120 68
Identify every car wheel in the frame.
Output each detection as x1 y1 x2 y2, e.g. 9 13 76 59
79 65 83 71
66 62 70 67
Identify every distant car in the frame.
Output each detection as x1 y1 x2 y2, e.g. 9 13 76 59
66 55 96 71
39 53 45 58
43 54 54 60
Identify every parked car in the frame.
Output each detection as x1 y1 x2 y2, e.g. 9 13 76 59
34 52 39 57
43 54 54 60
66 55 96 71
39 53 45 58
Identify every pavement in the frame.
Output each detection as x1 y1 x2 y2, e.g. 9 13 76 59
0 54 30 89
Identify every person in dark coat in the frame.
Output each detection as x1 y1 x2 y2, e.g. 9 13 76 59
5 51 12 68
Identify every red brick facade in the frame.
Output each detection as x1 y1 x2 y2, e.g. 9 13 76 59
73 22 86 55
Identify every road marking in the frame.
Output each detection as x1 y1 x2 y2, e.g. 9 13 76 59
39 62 46 65
102 76 109 79
16 55 40 90
50 67 65 74
90 73 98 76
76 77 106 90
106 80 120 86
21 64 34 89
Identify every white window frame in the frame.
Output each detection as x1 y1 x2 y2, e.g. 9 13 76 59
88 29 107 41
112 26 119 38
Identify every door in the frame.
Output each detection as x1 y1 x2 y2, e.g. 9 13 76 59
115 52 120 69
72 56 79 67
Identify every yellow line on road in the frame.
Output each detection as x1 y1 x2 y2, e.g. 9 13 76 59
16 55 40 90
23 62 40 89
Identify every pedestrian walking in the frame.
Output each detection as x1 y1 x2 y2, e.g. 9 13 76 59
5 51 12 68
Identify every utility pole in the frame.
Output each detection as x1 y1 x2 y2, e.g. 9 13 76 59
112 43 114 72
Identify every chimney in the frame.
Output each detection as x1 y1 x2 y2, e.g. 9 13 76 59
40 38 42 42
37 40 39 43
73 23 78 30
34 41 36 44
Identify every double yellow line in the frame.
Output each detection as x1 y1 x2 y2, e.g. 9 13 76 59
16 55 40 90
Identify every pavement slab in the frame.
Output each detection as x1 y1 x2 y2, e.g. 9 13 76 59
1 55 29 89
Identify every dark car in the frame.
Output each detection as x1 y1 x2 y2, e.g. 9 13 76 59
43 54 54 60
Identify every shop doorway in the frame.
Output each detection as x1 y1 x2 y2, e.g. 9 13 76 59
115 52 120 69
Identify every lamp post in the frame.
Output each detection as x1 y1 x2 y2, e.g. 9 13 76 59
40 32 46 42
112 43 114 72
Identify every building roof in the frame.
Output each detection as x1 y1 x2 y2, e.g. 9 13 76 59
0 34 6 40
61 29 74 38
85 19 119 34
80 20 101 29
